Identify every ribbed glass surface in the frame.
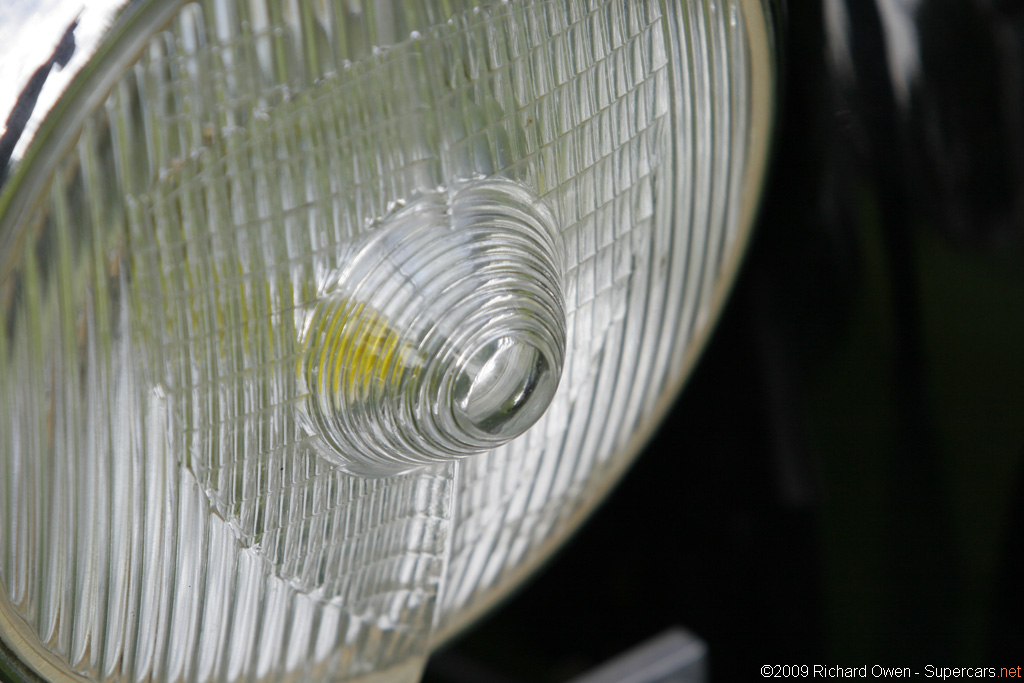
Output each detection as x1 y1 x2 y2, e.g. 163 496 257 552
0 0 773 681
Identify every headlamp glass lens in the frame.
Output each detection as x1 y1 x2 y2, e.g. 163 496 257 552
0 0 773 680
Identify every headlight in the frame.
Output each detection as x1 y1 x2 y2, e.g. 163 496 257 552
0 1 775 681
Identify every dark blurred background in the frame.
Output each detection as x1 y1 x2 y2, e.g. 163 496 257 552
424 1 1024 679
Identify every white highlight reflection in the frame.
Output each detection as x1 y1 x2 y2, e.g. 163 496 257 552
0 0 125 163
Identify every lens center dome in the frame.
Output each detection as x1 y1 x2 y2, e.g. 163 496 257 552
298 180 566 472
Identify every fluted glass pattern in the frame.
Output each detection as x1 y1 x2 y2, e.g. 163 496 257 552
0 0 773 681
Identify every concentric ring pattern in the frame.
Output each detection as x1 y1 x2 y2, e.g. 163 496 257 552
0 0 773 681
297 180 566 471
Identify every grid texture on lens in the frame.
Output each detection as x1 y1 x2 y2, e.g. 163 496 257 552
123 0 671 593
0 0 766 681
436 0 754 628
